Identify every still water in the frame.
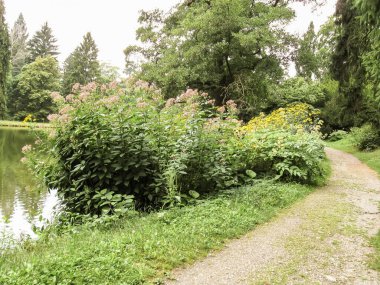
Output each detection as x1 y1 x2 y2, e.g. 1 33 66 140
0 127 58 243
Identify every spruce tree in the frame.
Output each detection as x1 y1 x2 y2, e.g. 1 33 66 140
62 32 100 94
0 0 10 119
27 22 58 62
295 22 319 80
10 13 29 76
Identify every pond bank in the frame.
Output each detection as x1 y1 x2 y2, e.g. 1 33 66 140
0 120 51 129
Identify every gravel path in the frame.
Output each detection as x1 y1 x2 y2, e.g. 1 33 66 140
165 148 380 284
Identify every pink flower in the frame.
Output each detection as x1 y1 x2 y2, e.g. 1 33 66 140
79 92 90 102
65 94 75 102
226 100 238 114
217 106 226 113
108 81 118 90
20 157 27 163
165 98 176 108
47 114 59 122
206 99 215 106
50 92 64 103
59 106 74 115
137 101 149 108
21 144 32 153
72 83 80 93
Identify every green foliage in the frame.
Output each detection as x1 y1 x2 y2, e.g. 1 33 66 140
0 0 10 119
25 81 326 215
10 13 29 76
295 22 319 79
350 124 380 151
62 32 100 94
0 181 314 284
327 130 347 142
240 104 326 184
126 0 295 117
27 22 58 63
8 56 61 121
332 0 380 129
269 77 326 108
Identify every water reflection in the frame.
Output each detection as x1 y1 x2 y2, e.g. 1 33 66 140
0 127 59 243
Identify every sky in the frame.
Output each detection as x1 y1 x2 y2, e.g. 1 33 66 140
4 0 336 73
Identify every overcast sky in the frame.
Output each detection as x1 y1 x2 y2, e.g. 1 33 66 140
4 0 336 73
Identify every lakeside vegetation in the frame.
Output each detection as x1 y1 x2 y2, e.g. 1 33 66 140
0 120 50 128
0 0 379 283
0 181 318 284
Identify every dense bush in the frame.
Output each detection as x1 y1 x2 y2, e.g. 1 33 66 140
328 130 348 142
239 103 326 183
24 83 326 215
350 124 380 151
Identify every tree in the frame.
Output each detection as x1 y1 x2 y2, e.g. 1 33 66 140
125 0 295 118
354 0 380 124
62 32 100 94
27 22 58 62
295 22 319 80
10 13 29 76
315 16 337 78
9 56 60 121
331 0 374 128
0 0 10 119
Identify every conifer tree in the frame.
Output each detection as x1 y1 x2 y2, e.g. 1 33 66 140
0 0 10 118
62 32 100 94
27 22 58 62
295 22 319 80
10 13 29 76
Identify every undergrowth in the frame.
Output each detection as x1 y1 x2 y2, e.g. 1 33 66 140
0 181 317 284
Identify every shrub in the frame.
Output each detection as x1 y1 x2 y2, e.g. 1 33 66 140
25 82 251 213
328 130 348 142
239 103 326 184
350 124 380 151
24 83 326 216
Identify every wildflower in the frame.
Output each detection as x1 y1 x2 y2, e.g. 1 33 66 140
78 92 90 102
108 81 118 89
206 99 215 106
217 106 226 113
165 98 176 108
72 83 80 93
47 114 59 122
20 157 27 163
65 94 75 102
59 106 74 115
137 101 149 108
22 144 32 153
50 92 64 103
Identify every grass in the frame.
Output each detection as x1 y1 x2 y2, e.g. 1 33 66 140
0 181 316 285
0 120 50 129
326 137 380 175
326 136 380 272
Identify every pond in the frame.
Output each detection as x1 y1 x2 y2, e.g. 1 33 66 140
0 127 58 244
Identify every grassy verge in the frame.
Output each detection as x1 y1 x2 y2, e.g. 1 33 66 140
326 137 380 175
0 120 50 129
0 181 316 285
326 137 380 272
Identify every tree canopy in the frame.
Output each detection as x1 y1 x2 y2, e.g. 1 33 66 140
126 0 296 117
0 0 10 119
10 13 29 76
62 32 100 94
27 22 58 63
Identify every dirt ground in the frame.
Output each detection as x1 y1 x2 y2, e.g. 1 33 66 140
165 148 380 285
